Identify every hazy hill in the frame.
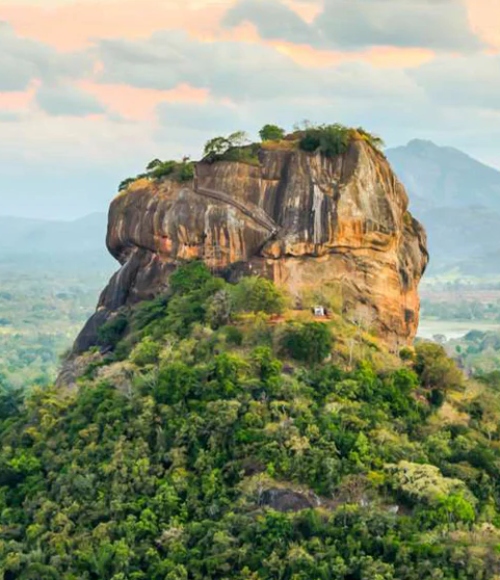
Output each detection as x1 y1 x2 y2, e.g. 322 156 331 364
0 213 114 271
387 140 500 276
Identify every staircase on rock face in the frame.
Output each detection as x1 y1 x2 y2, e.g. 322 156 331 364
195 186 280 236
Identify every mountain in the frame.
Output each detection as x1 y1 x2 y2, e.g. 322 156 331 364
387 140 500 276
0 213 114 270
70 131 427 357
2 128 499 579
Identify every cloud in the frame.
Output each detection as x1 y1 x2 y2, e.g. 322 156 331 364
0 21 91 92
224 0 316 45
225 0 483 52
411 54 500 110
35 83 106 116
96 30 317 100
317 0 482 51
0 110 21 122
157 100 243 133
96 28 422 106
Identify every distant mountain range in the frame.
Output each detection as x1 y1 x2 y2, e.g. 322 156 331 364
386 140 500 277
2 140 500 278
0 213 114 272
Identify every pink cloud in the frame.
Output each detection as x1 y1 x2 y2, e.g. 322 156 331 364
0 81 38 111
466 0 500 51
0 0 235 50
270 41 435 69
2 0 438 72
78 81 209 120
283 0 323 24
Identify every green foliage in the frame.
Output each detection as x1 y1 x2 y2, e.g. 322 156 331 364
298 123 384 157
149 160 195 182
117 158 195 191
98 313 129 347
169 261 213 295
280 322 333 364
146 158 162 171
223 325 244 346
259 124 286 142
203 132 261 166
204 131 249 157
118 177 136 192
355 126 385 149
118 122 386 191
387 461 475 507
231 276 286 316
4 268 500 579
299 123 351 157
0 263 110 390
177 161 195 182
130 336 162 366
415 342 463 395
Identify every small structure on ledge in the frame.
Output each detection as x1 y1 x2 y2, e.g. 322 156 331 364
313 306 326 317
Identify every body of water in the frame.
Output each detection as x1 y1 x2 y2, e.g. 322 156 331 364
418 319 500 341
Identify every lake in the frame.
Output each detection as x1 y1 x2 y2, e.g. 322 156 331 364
418 319 500 341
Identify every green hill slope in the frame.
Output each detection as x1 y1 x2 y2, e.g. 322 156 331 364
2 263 500 579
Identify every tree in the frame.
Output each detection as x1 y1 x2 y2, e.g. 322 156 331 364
231 277 286 315
178 162 195 182
259 124 286 142
146 158 162 171
203 131 250 158
169 261 213 296
280 322 332 365
355 127 385 150
207 290 233 329
437 493 475 527
204 136 230 157
414 342 463 394
118 177 136 192
97 313 128 348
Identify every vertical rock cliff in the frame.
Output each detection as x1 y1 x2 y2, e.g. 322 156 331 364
73 138 428 354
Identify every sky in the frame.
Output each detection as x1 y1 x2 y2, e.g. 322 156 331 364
0 0 499 219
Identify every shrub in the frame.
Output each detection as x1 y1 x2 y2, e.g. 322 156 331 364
231 277 286 315
149 160 177 179
207 290 233 329
169 262 213 296
281 322 333 365
223 325 243 346
156 361 197 404
97 313 128 348
130 336 161 367
219 144 260 166
118 177 136 192
146 158 162 171
299 124 351 157
259 124 286 142
178 162 195 182
399 347 415 362
204 131 249 158
298 123 384 158
355 127 385 150
414 342 463 392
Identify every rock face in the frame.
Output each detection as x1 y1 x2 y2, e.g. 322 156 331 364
259 488 320 512
73 140 428 354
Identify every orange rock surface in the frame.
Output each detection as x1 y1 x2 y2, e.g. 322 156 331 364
73 140 428 353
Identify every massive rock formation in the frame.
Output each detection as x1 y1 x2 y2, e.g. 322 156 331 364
73 139 428 353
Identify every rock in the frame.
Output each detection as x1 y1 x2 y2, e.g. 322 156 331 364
55 350 103 390
259 488 319 512
72 139 428 354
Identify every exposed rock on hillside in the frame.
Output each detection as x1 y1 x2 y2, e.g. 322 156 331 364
74 138 428 353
